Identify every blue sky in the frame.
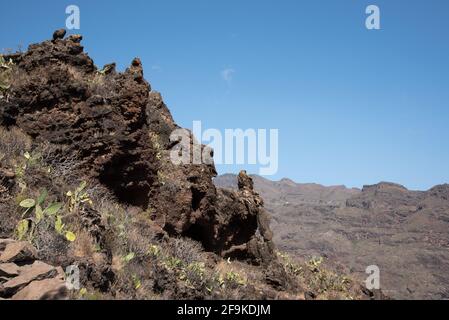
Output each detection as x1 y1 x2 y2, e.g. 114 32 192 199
1 0 448 190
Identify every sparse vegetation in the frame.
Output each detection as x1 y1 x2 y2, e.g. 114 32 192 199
0 55 14 94
0 109 364 301
15 188 77 243
0 128 32 163
225 270 246 286
150 132 163 161
66 181 93 213
277 251 355 299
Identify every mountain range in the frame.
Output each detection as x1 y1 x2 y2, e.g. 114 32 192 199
214 174 449 299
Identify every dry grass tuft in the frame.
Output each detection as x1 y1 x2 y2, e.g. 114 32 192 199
0 127 31 164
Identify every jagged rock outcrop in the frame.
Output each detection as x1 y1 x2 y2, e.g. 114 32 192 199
0 31 275 261
0 239 67 300
52 29 66 41
217 171 275 262
346 182 419 210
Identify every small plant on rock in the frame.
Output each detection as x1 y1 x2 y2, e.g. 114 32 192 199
164 256 183 269
15 189 76 242
277 251 303 276
225 271 246 287
0 55 14 92
147 244 161 257
123 252 136 264
181 262 206 286
14 151 42 191
149 132 163 161
307 256 324 272
54 214 77 242
66 181 93 212
131 274 142 290
16 189 63 241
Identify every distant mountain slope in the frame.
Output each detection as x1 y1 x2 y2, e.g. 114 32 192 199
216 174 360 206
214 174 449 299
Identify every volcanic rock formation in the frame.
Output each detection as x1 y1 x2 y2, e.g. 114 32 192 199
0 31 273 263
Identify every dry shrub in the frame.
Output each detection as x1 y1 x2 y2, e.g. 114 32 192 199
166 237 205 265
0 201 18 237
0 55 14 94
37 141 81 185
33 223 70 266
0 127 31 163
88 73 119 101
70 228 96 259
126 225 154 258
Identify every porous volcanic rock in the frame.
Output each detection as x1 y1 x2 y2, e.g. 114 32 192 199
0 30 275 260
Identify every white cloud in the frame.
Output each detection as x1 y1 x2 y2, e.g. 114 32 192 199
221 68 235 83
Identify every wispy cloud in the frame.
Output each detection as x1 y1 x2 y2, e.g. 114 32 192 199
221 68 235 83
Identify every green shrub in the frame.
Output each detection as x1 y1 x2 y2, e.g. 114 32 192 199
15 188 76 242
66 181 93 212
0 55 14 92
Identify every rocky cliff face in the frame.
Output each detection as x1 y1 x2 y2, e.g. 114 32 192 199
0 30 274 263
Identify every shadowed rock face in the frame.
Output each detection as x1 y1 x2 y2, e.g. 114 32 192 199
2 35 155 208
0 32 273 261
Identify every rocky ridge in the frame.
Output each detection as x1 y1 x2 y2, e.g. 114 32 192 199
0 29 273 262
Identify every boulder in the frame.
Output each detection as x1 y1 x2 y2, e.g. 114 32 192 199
208 172 276 262
11 278 67 300
0 241 38 263
0 263 20 277
52 28 66 41
0 261 57 296
0 239 15 251
0 241 67 300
